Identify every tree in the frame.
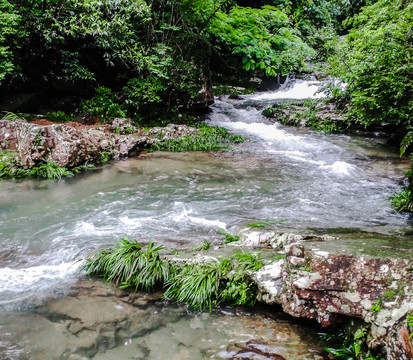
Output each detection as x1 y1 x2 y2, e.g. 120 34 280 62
329 0 413 129
0 0 20 83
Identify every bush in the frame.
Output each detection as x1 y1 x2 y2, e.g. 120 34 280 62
328 0 413 131
79 87 126 122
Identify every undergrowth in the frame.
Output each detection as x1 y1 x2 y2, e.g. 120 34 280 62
217 228 240 244
320 327 384 360
84 237 264 309
150 125 244 152
0 150 95 179
389 165 413 213
262 99 346 134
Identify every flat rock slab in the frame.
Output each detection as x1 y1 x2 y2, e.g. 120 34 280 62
0 279 327 360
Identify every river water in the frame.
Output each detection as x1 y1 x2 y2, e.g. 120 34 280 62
0 80 411 359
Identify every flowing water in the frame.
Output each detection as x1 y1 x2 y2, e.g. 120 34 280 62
0 80 411 359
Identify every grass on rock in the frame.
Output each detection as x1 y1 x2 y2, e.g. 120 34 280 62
83 237 264 309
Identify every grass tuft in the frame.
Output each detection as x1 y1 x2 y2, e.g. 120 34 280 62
84 237 173 290
150 124 244 152
84 238 264 309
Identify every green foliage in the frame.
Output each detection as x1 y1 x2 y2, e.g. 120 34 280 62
192 240 212 252
400 128 413 156
1 111 20 121
371 299 381 313
321 327 384 360
164 261 226 310
328 0 413 131
389 189 413 213
84 237 264 310
407 313 413 339
45 111 75 123
372 290 397 312
0 0 20 83
98 151 113 164
113 127 134 135
217 228 239 244
151 125 244 152
305 117 343 134
79 87 126 122
0 150 74 180
164 251 263 309
210 5 314 76
27 162 74 179
84 237 172 290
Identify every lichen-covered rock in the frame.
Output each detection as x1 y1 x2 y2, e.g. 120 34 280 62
0 120 198 169
252 231 413 359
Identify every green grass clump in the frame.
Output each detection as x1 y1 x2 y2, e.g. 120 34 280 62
0 150 74 179
27 161 74 179
84 237 173 290
84 238 265 310
217 228 239 244
150 125 244 152
164 251 264 309
389 189 413 213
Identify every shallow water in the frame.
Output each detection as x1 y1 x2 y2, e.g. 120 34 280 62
0 79 411 359
0 280 327 360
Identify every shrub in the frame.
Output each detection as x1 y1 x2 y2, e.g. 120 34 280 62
79 87 126 122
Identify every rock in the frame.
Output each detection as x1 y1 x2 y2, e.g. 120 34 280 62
228 94 245 100
237 229 334 251
251 230 413 358
0 279 326 360
109 118 137 134
0 120 199 169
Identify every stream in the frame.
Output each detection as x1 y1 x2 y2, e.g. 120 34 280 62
0 80 411 359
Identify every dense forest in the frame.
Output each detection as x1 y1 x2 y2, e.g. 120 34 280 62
2 0 410 124
0 0 412 180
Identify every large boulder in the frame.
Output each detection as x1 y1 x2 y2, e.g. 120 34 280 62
251 231 413 359
0 120 198 168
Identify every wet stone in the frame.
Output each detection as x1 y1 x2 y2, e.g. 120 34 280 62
0 279 326 360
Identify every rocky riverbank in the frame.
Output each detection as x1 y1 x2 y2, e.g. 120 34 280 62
77 228 412 360
234 230 413 359
0 118 198 170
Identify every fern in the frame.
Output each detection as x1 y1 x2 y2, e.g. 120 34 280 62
400 128 413 156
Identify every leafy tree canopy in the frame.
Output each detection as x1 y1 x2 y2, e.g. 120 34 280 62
329 0 413 128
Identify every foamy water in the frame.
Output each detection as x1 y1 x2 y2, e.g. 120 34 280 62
252 80 327 100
